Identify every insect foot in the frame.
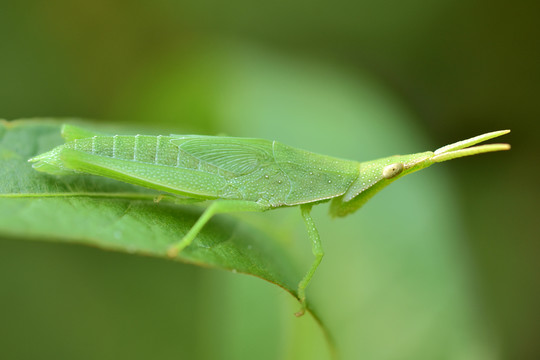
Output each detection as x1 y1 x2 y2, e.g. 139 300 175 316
166 246 180 258
294 302 307 317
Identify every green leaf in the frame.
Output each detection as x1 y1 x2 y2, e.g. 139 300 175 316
0 119 331 330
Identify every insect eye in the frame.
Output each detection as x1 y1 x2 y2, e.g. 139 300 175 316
382 162 404 179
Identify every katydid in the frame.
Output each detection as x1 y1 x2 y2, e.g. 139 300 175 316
29 125 510 316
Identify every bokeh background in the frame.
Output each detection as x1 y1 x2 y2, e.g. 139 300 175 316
0 1 538 359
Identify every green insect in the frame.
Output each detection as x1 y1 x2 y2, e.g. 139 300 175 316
29 125 510 315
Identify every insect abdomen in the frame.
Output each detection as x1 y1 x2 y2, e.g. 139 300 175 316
69 135 183 167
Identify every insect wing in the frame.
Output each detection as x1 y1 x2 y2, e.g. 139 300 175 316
171 137 275 176
61 124 106 142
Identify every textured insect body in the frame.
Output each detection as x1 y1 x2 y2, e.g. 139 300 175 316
32 131 361 207
29 124 511 316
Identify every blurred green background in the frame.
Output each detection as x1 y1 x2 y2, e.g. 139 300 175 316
0 1 538 359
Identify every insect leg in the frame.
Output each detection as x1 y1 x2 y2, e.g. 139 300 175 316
153 194 205 205
296 203 324 317
167 200 269 257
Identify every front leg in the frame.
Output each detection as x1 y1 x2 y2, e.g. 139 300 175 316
296 203 324 317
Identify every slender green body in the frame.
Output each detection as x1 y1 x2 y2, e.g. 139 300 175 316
32 133 361 207
29 124 511 316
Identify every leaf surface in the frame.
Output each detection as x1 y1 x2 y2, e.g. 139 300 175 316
0 119 303 299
